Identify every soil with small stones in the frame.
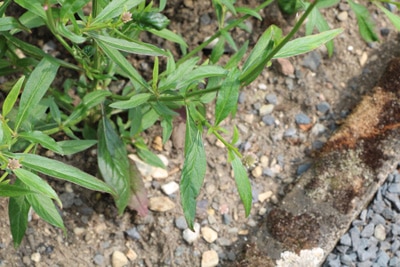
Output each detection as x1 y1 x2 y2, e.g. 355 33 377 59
1 1 400 267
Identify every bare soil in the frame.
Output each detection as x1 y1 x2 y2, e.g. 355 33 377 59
1 1 399 266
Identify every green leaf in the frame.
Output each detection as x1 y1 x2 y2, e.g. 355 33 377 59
97 42 150 90
15 58 59 132
57 140 97 155
110 93 152 109
18 131 64 154
348 0 378 43
14 0 46 19
60 0 90 20
180 111 206 230
0 184 33 197
26 194 65 231
3 76 25 117
225 41 248 69
14 168 62 207
148 28 188 47
376 3 400 31
92 0 143 24
0 17 29 32
215 68 240 125
274 28 343 58
98 116 131 214
158 57 198 91
57 24 86 44
13 153 115 195
210 36 226 64
136 12 170 30
152 56 159 90
231 125 239 145
90 33 167 56
161 116 173 144
229 152 252 217
127 159 148 216
277 0 303 14
9 195 30 247
235 7 262 20
137 148 165 168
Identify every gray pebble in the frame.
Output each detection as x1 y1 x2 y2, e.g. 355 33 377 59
285 78 294 90
361 223 375 238
382 208 394 220
175 216 188 230
93 254 104 265
295 113 311 124
388 183 400 193
340 233 352 246
265 94 277 105
200 13 211 25
311 123 326 135
317 101 330 114
349 227 361 250
392 224 400 236
217 237 232 246
380 28 390 37
360 209 368 221
223 213 232 225
60 192 75 209
284 128 297 137
394 173 400 182
238 92 246 104
125 227 141 240
389 257 400 266
296 163 312 176
262 115 275 126
358 261 373 267
376 250 390 266
302 51 321 72
371 214 386 225
335 245 349 254
312 140 324 150
325 254 340 267
263 168 275 177
384 193 400 211
391 239 400 252
340 254 353 266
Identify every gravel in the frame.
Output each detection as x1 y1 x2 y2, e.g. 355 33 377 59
324 172 400 266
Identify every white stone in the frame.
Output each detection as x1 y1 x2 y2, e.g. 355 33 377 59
374 224 386 241
201 226 218 243
126 248 138 261
149 196 176 212
251 166 263 178
359 52 368 66
201 250 219 267
259 104 274 116
151 167 169 179
258 83 267 90
183 223 200 244
112 251 128 267
337 11 348 21
161 181 179 195
258 191 273 203
73 227 85 236
31 252 41 263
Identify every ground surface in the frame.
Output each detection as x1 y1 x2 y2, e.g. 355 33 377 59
1 1 400 266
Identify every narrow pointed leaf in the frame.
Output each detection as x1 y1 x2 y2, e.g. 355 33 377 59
26 194 65 231
98 116 131 214
180 113 206 230
13 153 115 195
15 58 59 131
377 3 400 31
0 184 33 197
18 131 64 154
92 0 143 24
348 0 378 43
229 152 252 216
57 140 97 155
3 76 25 117
9 195 30 247
14 168 62 207
110 93 152 109
273 28 343 58
215 68 240 125
127 159 148 216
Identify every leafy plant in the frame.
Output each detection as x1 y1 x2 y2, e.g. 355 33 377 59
1 0 397 246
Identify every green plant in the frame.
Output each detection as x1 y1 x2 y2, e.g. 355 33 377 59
0 0 396 247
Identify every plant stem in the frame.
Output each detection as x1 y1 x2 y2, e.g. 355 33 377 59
176 0 274 65
91 0 102 91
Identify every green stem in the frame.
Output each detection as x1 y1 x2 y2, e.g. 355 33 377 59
177 0 274 65
91 0 102 91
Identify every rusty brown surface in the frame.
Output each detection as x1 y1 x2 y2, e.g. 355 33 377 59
239 58 400 265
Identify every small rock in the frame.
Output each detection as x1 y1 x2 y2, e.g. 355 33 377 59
200 14 211 25
340 233 352 246
311 123 326 136
258 191 273 202
183 0 194 8
316 101 330 114
302 51 321 72
381 28 390 37
201 250 219 267
149 196 176 212
258 83 267 90
359 52 368 66
251 166 262 178
223 213 232 225
376 250 390 266
284 128 297 137
111 251 128 267
296 163 312 176
295 113 311 124
262 115 275 126
125 227 141 240
337 11 348 21
126 248 138 261
374 224 386 241
31 252 41 263
93 254 104 265
361 223 375 238
259 104 274 116
201 226 218 243
238 92 246 104
161 181 179 195
152 167 169 179
73 227 85 236
175 216 188 230
388 183 400 193
275 58 294 76
152 136 163 151
217 237 232 246
183 223 200 244
265 94 278 105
